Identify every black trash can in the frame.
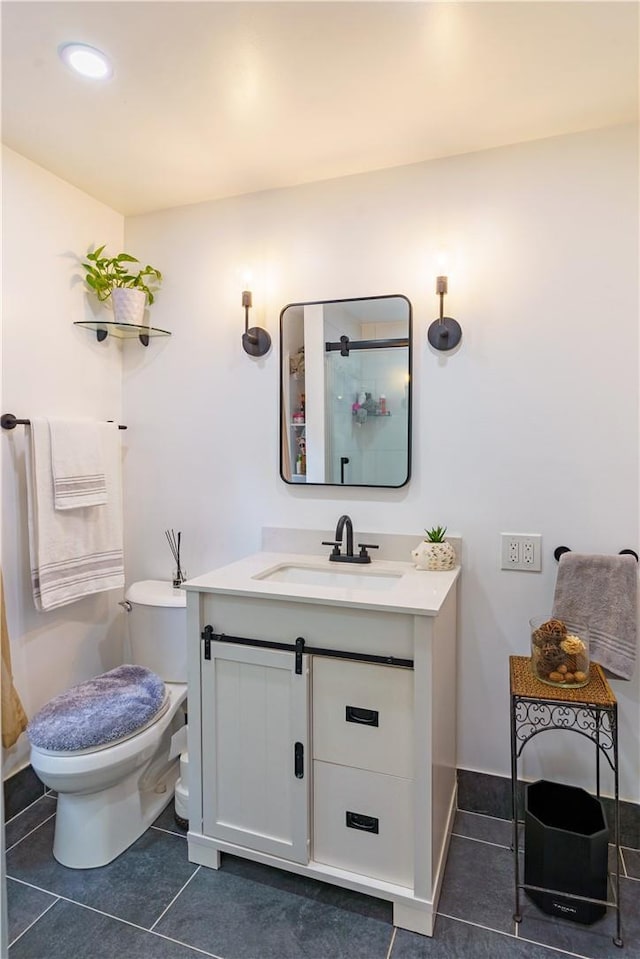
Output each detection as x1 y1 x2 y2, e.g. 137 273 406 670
525 780 609 924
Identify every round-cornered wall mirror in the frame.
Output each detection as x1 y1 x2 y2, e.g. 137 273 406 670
280 295 412 488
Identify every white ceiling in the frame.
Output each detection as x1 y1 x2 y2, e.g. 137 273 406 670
2 1 638 216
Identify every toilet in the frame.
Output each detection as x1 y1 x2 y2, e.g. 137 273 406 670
28 580 188 869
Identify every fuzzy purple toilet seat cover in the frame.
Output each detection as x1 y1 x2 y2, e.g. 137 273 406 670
27 665 166 751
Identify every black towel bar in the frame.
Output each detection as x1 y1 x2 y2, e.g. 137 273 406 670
554 545 638 563
1 413 127 431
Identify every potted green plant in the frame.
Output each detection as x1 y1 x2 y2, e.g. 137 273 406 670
82 245 162 327
411 525 456 571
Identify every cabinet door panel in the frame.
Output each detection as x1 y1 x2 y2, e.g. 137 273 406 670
313 658 413 778
202 641 309 863
313 760 414 887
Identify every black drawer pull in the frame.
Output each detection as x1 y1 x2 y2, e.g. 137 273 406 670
345 705 379 727
294 741 304 779
346 810 379 834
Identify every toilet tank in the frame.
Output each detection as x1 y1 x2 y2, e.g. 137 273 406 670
125 580 187 682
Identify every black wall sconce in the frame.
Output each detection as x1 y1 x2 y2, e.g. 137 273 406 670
242 290 271 357
428 275 462 351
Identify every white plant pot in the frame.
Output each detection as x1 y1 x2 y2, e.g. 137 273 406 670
111 288 146 326
411 540 456 571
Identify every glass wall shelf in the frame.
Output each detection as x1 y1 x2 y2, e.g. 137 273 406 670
74 321 171 347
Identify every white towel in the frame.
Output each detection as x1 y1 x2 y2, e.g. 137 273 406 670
25 419 124 610
49 418 107 510
552 552 638 680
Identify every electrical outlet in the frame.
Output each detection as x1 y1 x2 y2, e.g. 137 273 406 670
501 533 542 571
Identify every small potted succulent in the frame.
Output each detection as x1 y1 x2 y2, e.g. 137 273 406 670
412 525 456 571
82 245 162 326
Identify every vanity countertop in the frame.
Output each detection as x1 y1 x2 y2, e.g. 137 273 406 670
184 551 459 616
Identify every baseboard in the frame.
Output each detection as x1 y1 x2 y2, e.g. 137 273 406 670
457 768 640 850
3 765 46 821
6 762 638 852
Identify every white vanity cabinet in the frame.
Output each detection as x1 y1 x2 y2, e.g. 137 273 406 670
185 551 459 937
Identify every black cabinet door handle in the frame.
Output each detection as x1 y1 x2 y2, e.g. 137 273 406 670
345 705 379 727
346 811 379 834
294 741 304 779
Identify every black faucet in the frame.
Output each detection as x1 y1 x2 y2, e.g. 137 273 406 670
322 515 379 564
336 514 354 557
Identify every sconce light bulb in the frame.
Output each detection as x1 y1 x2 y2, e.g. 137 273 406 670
436 249 451 271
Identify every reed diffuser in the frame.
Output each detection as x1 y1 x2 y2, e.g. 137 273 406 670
165 529 186 587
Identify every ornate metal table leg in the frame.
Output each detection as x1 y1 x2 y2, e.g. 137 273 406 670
511 693 522 923
596 713 601 798
612 704 623 948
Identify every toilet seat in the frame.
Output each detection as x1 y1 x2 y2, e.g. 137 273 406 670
31 693 172 757
27 664 166 753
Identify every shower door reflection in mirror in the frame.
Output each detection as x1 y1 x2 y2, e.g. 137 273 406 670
280 295 411 487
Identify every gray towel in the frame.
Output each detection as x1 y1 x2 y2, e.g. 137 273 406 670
552 553 638 680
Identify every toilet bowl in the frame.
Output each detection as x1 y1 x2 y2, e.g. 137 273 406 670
28 581 188 869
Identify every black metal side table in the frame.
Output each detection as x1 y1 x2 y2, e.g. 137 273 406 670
509 655 622 947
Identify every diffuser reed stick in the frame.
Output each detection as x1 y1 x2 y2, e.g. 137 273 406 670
165 529 185 586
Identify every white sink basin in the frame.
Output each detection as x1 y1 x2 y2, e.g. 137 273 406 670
254 563 403 590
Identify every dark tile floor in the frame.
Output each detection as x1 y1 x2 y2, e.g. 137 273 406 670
5 799 639 958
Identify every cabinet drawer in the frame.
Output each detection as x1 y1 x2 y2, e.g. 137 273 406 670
313 760 413 888
313 657 413 778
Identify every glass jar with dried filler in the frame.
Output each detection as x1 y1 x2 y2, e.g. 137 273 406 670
530 617 590 688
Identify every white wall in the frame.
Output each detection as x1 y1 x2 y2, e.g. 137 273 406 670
1 126 636 801
1 147 126 776
124 125 639 802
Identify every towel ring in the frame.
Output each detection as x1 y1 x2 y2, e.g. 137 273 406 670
554 546 638 563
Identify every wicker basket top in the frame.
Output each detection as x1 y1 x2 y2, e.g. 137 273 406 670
509 655 616 708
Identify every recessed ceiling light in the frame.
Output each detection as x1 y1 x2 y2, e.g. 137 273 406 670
59 43 112 80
